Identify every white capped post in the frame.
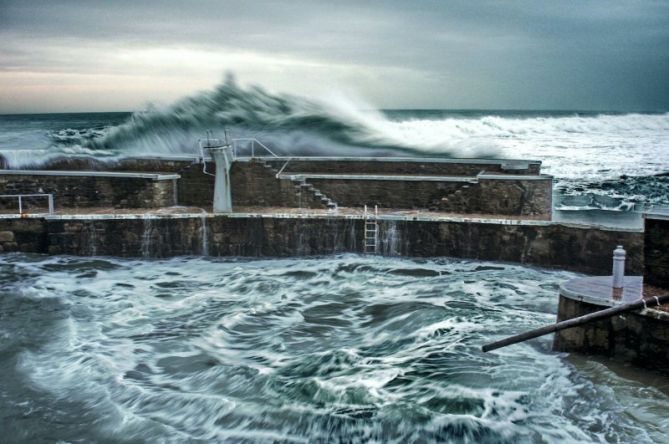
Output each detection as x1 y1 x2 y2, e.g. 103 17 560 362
612 245 626 289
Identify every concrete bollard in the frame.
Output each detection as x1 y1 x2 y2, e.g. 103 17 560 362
612 245 626 289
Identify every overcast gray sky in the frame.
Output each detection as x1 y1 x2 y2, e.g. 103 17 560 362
1 0 668 113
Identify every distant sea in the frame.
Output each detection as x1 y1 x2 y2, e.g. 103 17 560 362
1 103 668 207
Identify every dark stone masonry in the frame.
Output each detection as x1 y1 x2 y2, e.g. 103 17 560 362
0 215 643 276
8 156 550 215
554 294 669 371
0 173 177 209
644 211 669 289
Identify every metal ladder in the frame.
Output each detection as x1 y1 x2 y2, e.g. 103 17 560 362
364 205 379 254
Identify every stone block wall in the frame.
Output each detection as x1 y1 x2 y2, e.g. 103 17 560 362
43 157 215 209
45 216 361 257
230 162 328 209
41 157 196 173
9 215 640 275
307 177 552 216
553 295 669 370
18 157 549 214
47 218 210 257
174 163 215 208
372 220 643 275
0 219 48 253
38 155 541 176
0 175 177 209
477 178 553 217
307 178 465 210
644 217 669 288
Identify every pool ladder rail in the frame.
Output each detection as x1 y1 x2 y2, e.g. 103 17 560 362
363 205 379 254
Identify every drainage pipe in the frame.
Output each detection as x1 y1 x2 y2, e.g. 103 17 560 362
481 294 669 352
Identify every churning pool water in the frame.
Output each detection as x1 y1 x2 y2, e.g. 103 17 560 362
0 254 667 443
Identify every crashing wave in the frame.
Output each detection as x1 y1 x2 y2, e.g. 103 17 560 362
81 74 500 158
0 73 667 212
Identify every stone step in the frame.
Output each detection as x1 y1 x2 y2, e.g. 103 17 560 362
285 176 339 210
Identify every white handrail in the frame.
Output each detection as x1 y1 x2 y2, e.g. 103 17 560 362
0 193 54 214
275 159 291 178
231 138 279 158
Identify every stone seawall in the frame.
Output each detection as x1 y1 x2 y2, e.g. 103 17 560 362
308 176 552 216
644 213 669 288
0 215 643 275
38 156 541 176
0 218 47 253
477 177 552 217
229 160 552 216
14 157 548 215
231 162 329 209
0 174 177 209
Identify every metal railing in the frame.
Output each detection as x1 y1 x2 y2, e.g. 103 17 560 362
197 137 279 160
231 138 279 158
0 193 54 214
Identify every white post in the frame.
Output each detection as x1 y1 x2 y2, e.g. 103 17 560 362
612 245 626 289
209 146 234 213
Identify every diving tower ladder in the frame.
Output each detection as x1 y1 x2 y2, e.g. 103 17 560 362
364 205 379 254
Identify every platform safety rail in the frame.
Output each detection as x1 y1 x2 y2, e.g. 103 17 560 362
231 138 279 158
198 137 279 161
0 193 54 214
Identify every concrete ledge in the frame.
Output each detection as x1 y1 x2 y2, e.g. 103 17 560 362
124 155 205 163
477 173 553 181
236 156 542 166
0 210 643 233
279 173 480 182
645 207 669 221
0 170 180 180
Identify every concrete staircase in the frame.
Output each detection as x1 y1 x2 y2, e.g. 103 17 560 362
293 178 338 210
255 159 338 210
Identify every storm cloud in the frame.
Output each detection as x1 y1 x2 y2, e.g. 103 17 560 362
1 0 668 112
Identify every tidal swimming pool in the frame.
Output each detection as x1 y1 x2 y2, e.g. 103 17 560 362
0 254 667 443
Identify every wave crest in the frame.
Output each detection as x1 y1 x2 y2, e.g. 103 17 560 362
86 75 500 158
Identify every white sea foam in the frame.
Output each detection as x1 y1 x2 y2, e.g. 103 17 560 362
1 79 667 209
2 255 666 442
1 78 666 183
